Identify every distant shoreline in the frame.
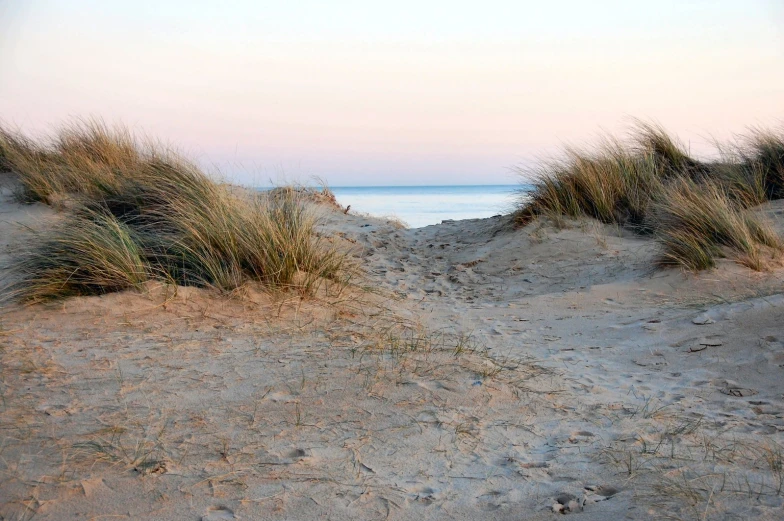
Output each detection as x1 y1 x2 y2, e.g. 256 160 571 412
323 184 526 228
255 183 529 190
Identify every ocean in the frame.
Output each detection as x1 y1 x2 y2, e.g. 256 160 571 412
330 185 530 228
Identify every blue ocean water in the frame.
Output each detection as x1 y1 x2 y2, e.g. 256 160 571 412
331 185 531 228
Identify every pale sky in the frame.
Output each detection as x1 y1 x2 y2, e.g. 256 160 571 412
1 1 782 186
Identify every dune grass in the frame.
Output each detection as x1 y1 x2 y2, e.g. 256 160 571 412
2 119 353 301
742 129 784 200
518 141 663 232
655 178 781 270
516 122 784 270
17 208 149 299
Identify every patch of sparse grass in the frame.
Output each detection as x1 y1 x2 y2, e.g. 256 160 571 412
2 119 354 300
339 305 556 397
601 415 784 519
382 215 409 230
72 424 168 475
601 415 784 520
516 122 784 271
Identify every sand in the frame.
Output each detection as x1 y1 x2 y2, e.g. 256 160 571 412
1 179 784 520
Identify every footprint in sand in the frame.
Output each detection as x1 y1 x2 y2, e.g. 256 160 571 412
202 506 236 521
584 484 621 502
567 431 595 444
280 447 313 463
720 387 759 397
551 493 584 514
552 485 621 514
407 485 439 504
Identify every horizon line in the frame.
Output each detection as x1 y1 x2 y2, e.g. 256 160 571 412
254 183 531 189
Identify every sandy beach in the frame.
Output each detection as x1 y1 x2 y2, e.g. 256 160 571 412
2 1 782 517
1 175 784 520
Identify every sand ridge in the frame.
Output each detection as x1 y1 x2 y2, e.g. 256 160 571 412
1 187 784 519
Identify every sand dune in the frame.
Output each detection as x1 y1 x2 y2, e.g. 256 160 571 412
1 182 784 520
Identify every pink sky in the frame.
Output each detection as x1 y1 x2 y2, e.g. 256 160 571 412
1 1 782 185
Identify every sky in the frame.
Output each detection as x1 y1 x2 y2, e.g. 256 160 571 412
1 1 782 186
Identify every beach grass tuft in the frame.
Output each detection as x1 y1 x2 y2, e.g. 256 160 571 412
516 123 784 270
2 119 353 301
654 178 781 271
15 208 149 300
747 128 784 200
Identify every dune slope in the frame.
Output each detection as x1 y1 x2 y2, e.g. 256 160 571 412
2 187 784 520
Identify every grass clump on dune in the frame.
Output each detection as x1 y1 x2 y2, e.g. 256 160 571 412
655 178 781 271
516 122 784 270
737 129 784 201
17 209 148 299
2 119 353 301
518 141 663 232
